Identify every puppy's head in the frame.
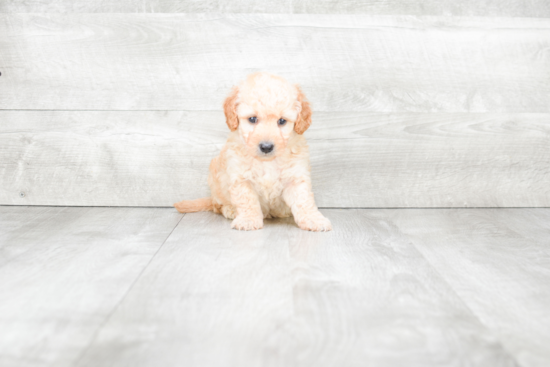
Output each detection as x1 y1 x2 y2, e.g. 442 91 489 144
223 72 312 160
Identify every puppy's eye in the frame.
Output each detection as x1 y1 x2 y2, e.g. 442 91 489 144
248 117 257 124
278 118 287 126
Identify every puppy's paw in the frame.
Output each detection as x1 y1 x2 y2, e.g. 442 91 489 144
296 213 332 232
231 216 264 231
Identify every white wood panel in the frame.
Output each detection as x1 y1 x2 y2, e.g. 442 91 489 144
1 0 549 17
76 210 517 367
1 14 549 112
386 208 550 367
0 206 182 367
1 111 549 207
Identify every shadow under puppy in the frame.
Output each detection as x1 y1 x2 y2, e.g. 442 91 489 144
174 72 331 231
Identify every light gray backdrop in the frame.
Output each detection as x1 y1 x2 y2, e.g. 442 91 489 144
1 2 549 207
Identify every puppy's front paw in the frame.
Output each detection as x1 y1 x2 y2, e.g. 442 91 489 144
296 213 332 232
231 216 264 231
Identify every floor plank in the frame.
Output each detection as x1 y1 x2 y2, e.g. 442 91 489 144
266 210 517 367
0 206 65 266
3 207 547 366
0 207 182 367
1 14 549 112
76 210 517 367
385 208 550 367
2 111 549 208
75 211 294 367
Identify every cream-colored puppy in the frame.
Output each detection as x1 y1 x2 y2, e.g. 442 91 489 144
174 72 331 231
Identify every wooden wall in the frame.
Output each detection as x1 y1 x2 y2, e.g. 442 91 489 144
1 3 549 207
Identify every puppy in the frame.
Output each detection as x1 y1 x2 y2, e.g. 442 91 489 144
174 72 331 232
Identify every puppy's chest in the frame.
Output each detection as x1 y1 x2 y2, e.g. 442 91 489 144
247 161 286 198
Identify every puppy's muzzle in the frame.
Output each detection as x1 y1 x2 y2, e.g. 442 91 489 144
259 142 274 154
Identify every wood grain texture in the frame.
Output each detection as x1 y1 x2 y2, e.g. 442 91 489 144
75 210 517 367
1 111 549 207
0 206 89 267
1 14 550 112
0 206 182 367
76 211 295 367
386 208 550 367
1 0 549 17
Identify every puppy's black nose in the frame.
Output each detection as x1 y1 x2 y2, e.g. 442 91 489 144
259 142 274 153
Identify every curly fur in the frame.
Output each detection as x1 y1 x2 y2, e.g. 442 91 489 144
174 72 331 231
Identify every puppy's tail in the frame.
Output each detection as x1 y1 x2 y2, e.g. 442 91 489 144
173 197 213 213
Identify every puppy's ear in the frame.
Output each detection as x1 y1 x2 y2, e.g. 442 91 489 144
294 86 312 135
223 86 239 131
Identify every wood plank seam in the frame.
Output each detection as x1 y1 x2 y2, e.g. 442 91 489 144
388 213 524 366
71 213 185 367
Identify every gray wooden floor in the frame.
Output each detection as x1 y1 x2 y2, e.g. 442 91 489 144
1 206 549 367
